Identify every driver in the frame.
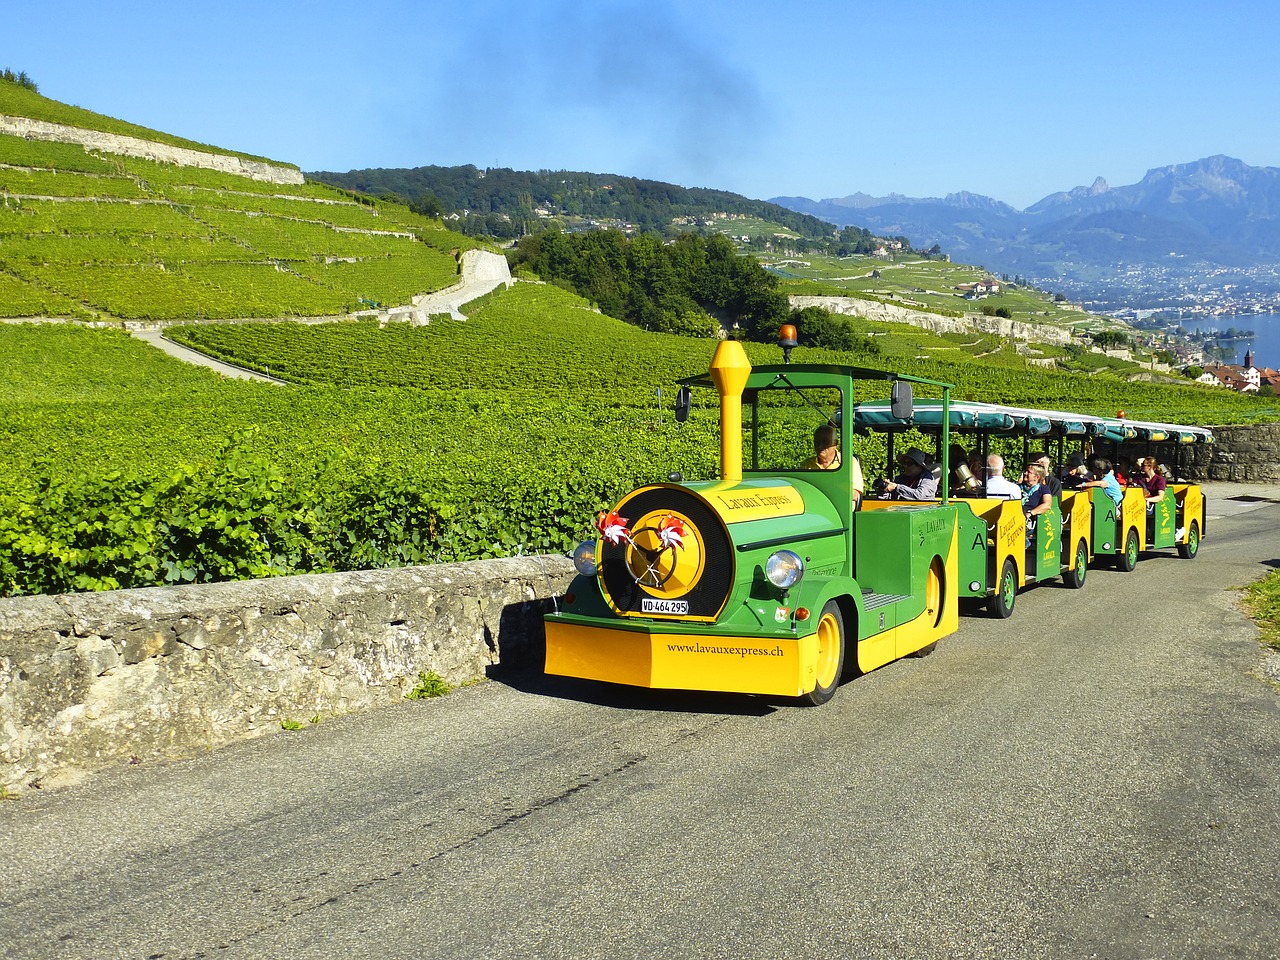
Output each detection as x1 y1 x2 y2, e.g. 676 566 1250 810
803 424 864 508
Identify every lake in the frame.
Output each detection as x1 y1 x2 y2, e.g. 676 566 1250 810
1175 313 1280 369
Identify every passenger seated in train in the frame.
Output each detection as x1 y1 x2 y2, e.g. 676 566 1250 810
1113 456 1134 489
1060 452 1094 489
982 454 1023 499
1135 456 1167 514
1021 463 1054 546
1030 451 1063 505
1079 457 1124 505
875 447 938 500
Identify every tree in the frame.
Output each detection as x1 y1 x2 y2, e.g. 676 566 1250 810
0 68 37 92
1091 331 1131 349
410 191 444 219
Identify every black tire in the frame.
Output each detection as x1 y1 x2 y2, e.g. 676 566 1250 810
1062 539 1088 589
909 641 938 658
798 601 845 707
1177 521 1201 559
987 557 1017 619
1117 527 1140 572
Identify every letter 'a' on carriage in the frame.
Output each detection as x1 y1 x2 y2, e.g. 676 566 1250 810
851 400 1213 619
544 336 963 706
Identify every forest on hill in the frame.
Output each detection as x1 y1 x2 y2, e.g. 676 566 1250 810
307 163 897 255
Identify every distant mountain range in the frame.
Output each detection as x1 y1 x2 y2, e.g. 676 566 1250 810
772 156 1280 307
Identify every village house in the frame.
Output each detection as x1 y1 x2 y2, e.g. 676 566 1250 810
1196 351 1265 391
955 277 1002 300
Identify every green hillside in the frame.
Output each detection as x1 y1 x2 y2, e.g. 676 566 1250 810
2 79 1278 597
0 79 287 167
306 163 858 244
0 84 474 322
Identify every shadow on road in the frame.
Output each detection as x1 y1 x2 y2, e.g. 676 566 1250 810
490 666 778 717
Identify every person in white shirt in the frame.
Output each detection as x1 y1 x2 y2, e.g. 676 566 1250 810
983 454 1023 499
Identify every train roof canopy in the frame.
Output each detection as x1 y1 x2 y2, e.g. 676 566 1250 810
852 400 1214 444
679 363 954 391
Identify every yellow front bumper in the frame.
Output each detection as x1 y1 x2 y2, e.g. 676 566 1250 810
544 617 820 697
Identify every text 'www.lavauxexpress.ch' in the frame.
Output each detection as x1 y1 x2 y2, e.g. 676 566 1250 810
667 642 786 658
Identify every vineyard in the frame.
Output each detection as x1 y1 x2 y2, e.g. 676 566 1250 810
0 126 470 321
5 281 1279 596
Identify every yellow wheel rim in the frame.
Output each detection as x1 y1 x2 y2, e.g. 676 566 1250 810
815 611 841 690
924 557 944 626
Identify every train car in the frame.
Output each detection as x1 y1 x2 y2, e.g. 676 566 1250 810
1083 415 1211 567
544 339 961 706
853 400 1089 617
851 400 1212 612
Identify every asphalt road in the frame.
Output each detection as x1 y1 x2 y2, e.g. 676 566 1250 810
3 485 1279 960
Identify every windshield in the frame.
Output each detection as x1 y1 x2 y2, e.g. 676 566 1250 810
743 380 844 473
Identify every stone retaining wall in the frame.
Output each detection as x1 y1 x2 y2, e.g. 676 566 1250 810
0 114 303 185
1115 422 1280 482
789 295 1074 345
0 555 574 794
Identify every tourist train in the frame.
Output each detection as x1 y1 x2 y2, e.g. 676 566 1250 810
544 333 1212 706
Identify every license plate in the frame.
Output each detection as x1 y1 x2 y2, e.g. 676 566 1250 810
641 598 688 615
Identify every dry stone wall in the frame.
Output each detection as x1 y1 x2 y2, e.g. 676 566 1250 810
0 114 303 185
0 555 574 793
789 295 1074 346
1124 422 1280 482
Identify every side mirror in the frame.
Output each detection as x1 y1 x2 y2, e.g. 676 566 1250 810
891 380 913 420
674 385 692 423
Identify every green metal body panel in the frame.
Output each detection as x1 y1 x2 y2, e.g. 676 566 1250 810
1090 488 1123 554
853 502 957 637
954 503 991 598
1025 500 1063 582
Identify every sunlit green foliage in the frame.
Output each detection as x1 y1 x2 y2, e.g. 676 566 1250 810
1243 572 1280 652
3 278 1278 596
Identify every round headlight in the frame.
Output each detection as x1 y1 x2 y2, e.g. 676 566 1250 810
765 550 805 589
573 540 599 577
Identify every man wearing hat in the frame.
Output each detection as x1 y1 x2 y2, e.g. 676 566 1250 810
1060 452 1094 490
880 446 939 500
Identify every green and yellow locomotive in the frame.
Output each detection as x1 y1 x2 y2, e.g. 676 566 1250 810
545 339 960 705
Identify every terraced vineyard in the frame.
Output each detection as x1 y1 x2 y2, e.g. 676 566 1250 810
0 130 470 321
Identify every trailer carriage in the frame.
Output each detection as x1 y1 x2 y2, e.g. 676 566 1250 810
851 401 1213 615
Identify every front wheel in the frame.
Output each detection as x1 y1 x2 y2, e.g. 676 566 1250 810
1177 521 1201 559
1062 539 1088 589
1117 528 1140 572
798 601 846 707
987 557 1017 619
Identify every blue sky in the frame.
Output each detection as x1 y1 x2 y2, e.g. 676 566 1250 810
10 0 1280 209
